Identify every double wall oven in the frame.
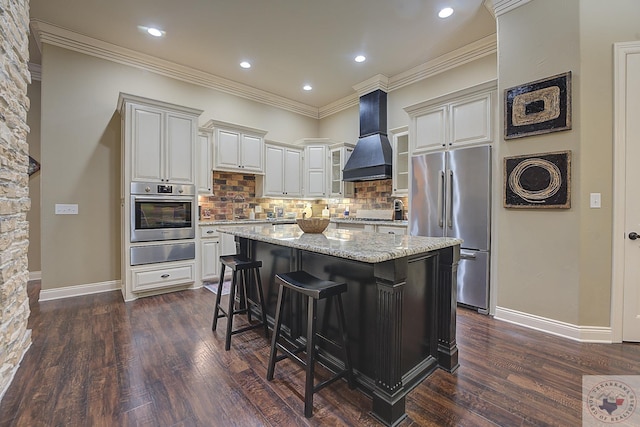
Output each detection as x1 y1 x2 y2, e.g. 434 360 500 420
130 182 196 266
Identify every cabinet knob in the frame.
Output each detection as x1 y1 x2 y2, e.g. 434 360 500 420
160 274 170 278
207 230 214 234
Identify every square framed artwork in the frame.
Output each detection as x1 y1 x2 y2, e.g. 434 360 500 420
504 150 571 209
504 71 571 140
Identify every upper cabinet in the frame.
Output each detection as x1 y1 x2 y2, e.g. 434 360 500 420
405 81 496 154
260 142 303 198
304 144 328 198
119 94 202 185
389 126 409 196
204 120 267 174
197 128 213 195
329 144 354 198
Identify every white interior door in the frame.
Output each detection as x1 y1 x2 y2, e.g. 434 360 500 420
622 49 640 341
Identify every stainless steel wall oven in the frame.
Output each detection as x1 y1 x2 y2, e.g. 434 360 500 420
130 182 196 243
130 182 196 266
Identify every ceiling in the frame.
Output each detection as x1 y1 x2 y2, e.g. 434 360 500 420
28 0 496 109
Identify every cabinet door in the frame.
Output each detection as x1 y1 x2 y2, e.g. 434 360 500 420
284 148 302 196
131 105 163 182
216 129 241 169
197 132 212 194
305 145 327 197
450 93 492 147
342 148 354 198
414 106 447 153
201 239 219 280
166 113 195 184
240 134 263 172
392 132 409 195
376 225 407 235
264 145 285 195
220 232 237 256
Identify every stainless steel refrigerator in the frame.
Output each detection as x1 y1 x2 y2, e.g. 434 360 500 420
409 145 491 312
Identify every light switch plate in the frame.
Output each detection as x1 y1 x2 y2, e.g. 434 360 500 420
590 193 601 208
254 206 262 213
55 204 79 214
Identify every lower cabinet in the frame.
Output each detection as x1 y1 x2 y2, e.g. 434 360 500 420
376 225 407 235
201 238 220 281
200 225 238 284
131 261 195 293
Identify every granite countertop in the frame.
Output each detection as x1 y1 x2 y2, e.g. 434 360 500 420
331 218 408 226
215 223 461 264
199 219 296 226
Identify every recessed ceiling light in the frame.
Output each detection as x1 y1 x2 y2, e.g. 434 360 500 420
438 7 454 18
147 27 164 37
303 85 313 91
240 61 251 69
355 55 366 63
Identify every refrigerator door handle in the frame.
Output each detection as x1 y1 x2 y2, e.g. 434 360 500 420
438 170 445 227
447 170 453 228
460 250 477 260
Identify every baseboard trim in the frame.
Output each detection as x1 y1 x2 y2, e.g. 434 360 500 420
0 331 32 402
494 306 613 343
29 271 42 281
39 280 121 302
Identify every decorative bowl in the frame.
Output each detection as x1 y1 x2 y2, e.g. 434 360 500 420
296 218 330 233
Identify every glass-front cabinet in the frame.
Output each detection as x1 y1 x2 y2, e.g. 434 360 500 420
329 144 354 198
390 126 409 196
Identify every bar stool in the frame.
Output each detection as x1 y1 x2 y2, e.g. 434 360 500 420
212 254 269 351
266 270 354 418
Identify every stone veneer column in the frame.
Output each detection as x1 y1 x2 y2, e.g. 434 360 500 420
0 0 32 400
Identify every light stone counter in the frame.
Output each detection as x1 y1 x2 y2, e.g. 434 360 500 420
330 218 408 227
215 223 460 264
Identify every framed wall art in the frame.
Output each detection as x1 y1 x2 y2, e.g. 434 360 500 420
504 150 571 209
504 71 571 140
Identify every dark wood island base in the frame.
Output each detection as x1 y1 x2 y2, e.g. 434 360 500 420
222 225 460 426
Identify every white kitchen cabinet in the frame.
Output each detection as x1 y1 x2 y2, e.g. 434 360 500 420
414 106 447 153
376 224 407 235
335 222 375 232
389 127 409 196
405 81 496 155
262 143 302 197
197 129 213 194
121 97 200 184
304 144 328 198
208 121 267 174
200 225 220 281
131 261 195 293
329 144 354 198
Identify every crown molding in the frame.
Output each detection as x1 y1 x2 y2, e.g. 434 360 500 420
489 0 532 17
28 63 42 82
29 19 320 119
388 34 496 92
352 74 390 96
318 94 359 119
30 19 497 120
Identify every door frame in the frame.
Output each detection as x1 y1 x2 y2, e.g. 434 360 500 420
611 40 640 342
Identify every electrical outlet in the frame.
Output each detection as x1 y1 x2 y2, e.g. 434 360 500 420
589 193 601 208
254 206 262 213
55 204 79 215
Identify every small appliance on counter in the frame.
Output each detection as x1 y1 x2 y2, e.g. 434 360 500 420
393 199 404 220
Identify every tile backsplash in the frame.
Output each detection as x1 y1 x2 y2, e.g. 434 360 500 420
198 171 408 220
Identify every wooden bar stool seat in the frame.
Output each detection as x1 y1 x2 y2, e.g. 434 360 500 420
266 270 354 418
212 254 268 350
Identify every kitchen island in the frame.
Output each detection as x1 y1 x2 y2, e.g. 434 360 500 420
216 223 461 426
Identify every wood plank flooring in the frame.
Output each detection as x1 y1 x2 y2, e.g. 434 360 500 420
1 281 640 426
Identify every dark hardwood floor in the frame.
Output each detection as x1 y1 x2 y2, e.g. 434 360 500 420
2 282 639 427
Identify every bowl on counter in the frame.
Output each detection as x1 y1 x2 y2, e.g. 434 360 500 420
296 217 330 233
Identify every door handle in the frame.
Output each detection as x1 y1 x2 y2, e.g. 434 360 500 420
460 250 477 260
438 170 445 227
630 232 639 240
447 170 453 228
